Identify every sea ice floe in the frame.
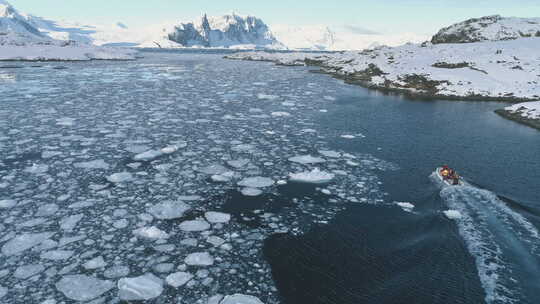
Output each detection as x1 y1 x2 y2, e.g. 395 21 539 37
166 272 193 288
340 135 356 139
179 220 211 232
207 236 226 247
185 252 214 266
289 168 335 184
237 177 274 188
118 274 163 301
204 211 231 224
83 256 107 270
36 204 59 216
0 199 16 209
14 264 45 279
1 232 54 256
444 210 463 220
149 201 191 220
0 286 6 299
104 266 130 279
319 150 341 158
133 226 169 240
271 111 291 117
211 172 235 182
241 187 263 196
220 294 265 304
24 164 49 174
227 159 250 169
396 202 415 212
288 155 326 164
161 145 179 154
56 275 114 301
197 164 229 175
40 250 74 261
106 172 134 183
60 214 84 231
133 150 163 161
74 159 109 170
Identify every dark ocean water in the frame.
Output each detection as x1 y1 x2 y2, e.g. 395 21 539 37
262 68 540 304
0 50 538 304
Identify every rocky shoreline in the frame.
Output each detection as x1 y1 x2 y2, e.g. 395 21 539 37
225 38 540 130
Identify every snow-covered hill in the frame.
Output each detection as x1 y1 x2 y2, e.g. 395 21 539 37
167 14 281 48
226 37 540 101
432 15 540 44
272 25 428 51
0 1 135 60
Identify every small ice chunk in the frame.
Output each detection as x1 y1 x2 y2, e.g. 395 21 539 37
227 159 250 169
197 164 228 175
41 250 74 261
14 264 45 279
241 187 263 196
161 145 178 154
288 155 326 164
1 232 54 256
396 202 415 212
104 266 130 279
237 177 274 188
207 236 226 247
134 150 163 161
204 211 231 224
56 275 114 301
83 256 107 270
166 272 193 288
107 172 134 183
133 226 168 240
179 220 210 232
211 172 235 182
0 199 16 209
60 214 84 231
36 203 59 216
271 111 291 117
185 252 214 266
289 169 335 184
118 274 163 301
149 201 191 220
340 135 356 139
56 117 75 126
257 94 279 100
74 159 109 170
319 150 341 158
24 164 49 174
0 286 6 299
42 151 62 159
220 294 264 304
444 210 462 220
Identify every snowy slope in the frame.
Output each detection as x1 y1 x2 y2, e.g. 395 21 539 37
0 1 135 60
167 14 281 48
432 15 540 44
272 24 428 51
0 0 51 45
226 38 540 101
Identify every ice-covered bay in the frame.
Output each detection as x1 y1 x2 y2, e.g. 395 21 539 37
0 51 395 303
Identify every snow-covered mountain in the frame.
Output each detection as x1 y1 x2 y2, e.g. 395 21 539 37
0 1 134 60
167 14 281 48
272 24 428 51
0 0 53 45
432 15 540 44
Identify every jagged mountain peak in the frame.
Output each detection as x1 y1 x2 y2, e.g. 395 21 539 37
167 13 280 48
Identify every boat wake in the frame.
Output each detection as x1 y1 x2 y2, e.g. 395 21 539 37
437 183 540 304
431 172 540 303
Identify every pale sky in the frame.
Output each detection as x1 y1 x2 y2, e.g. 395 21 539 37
9 0 540 35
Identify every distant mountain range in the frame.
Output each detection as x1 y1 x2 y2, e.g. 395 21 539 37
2 1 539 51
